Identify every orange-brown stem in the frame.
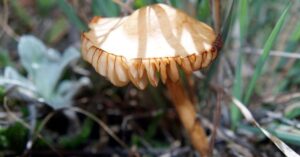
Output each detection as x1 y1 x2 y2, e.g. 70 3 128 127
166 80 209 157
186 73 198 105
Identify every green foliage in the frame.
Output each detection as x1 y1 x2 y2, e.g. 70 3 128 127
36 0 57 16
275 20 300 73
144 114 162 142
0 127 9 149
0 86 4 101
57 0 87 31
131 134 141 146
134 0 157 8
92 0 120 16
45 18 69 44
196 0 210 21
243 4 291 104
241 124 300 147
59 118 93 149
220 0 237 42
169 0 183 8
290 21 300 41
230 0 248 129
0 49 11 68
11 0 32 28
285 105 300 119
272 128 300 147
0 123 28 152
238 0 249 40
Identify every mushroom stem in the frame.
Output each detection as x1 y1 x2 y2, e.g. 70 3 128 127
166 80 209 157
186 73 198 105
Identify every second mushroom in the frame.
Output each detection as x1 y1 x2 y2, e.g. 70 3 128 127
81 3 221 157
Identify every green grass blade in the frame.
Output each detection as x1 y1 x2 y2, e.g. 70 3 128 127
240 124 300 147
289 21 300 41
220 0 237 42
59 118 93 148
45 18 69 44
170 0 183 8
36 0 56 16
243 4 291 104
134 0 154 8
230 54 244 129
0 49 12 68
92 0 120 16
11 0 32 28
57 0 87 31
196 0 210 21
273 20 300 81
230 0 248 129
238 0 249 41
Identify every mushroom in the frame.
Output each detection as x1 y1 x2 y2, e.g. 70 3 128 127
81 3 221 156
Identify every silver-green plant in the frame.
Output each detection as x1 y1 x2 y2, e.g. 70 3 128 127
0 35 89 109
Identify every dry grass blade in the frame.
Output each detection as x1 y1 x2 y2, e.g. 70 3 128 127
3 97 129 155
70 107 129 149
31 110 56 145
232 97 300 157
208 91 222 156
263 92 300 104
30 106 129 149
0 0 19 41
244 47 300 59
209 81 300 156
3 97 30 128
211 0 221 33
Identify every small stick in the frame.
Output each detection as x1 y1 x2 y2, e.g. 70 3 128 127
211 0 221 33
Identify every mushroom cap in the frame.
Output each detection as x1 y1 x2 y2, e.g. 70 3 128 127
81 3 221 89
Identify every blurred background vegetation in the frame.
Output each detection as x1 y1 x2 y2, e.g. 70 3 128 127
0 0 300 156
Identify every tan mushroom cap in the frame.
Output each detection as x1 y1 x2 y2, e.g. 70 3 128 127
81 3 221 89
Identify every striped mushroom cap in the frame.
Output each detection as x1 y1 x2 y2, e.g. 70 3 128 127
81 3 221 90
